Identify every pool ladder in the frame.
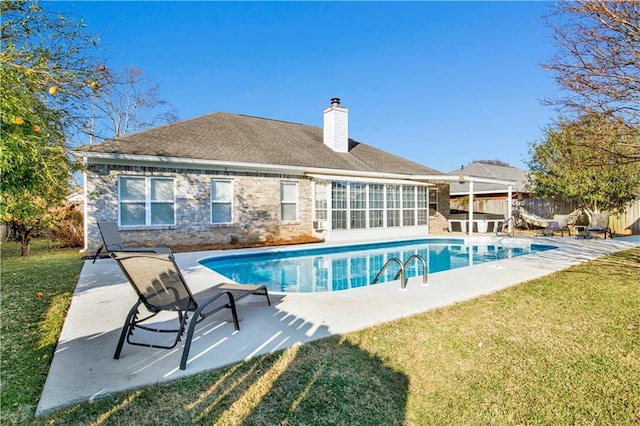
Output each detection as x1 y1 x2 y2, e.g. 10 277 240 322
371 255 428 290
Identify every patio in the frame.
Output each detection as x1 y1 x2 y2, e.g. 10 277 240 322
37 235 640 416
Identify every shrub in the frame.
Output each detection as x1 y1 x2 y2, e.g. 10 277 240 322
47 202 84 248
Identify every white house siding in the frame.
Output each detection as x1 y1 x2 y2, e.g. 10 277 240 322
323 105 348 153
85 164 314 253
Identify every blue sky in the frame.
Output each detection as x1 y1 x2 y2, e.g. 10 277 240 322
57 1 558 173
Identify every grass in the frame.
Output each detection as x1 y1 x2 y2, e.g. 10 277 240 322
1 240 84 424
1 240 639 424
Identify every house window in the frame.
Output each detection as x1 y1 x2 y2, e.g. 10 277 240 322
119 176 175 226
314 182 327 221
402 186 416 226
386 185 401 227
350 183 367 229
281 181 298 222
368 184 384 228
417 186 429 225
211 179 233 224
331 182 347 230
325 182 431 231
429 188 438 216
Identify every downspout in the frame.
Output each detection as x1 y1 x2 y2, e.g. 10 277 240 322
82 157 89 253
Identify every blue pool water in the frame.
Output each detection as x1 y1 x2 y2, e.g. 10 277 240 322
200 239 556 294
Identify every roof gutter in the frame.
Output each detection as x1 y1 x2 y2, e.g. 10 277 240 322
450 190 519 196
305 173 433 186
411 174 517 186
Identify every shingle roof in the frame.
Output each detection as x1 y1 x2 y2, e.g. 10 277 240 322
448 162 529 194
76 112 443 176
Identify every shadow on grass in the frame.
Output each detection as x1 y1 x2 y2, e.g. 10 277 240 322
46 335 409 425
193 336 409 425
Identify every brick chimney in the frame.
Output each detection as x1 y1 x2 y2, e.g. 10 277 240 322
323 98 348 153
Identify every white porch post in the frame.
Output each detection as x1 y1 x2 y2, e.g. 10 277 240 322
507 185 513 234
468 180 474 236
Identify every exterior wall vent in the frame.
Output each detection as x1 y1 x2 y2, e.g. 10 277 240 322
323 98 348 153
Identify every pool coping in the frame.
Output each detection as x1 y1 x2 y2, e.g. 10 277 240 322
36 234 640 416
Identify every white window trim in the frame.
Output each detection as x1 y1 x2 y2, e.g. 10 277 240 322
313 182 328 221
324 181 433 230
349 182 367 229
281 181 298 222
331 181 348 230
118 176 176 227
211 179 234 224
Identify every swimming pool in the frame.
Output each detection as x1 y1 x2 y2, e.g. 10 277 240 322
200 238 556 294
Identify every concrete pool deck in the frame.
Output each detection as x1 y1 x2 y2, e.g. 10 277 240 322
36 234 640 416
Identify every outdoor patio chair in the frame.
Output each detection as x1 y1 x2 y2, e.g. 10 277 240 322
551 214 571 236
92 221 172 263
112 251 271 370
537 214 571 237
574 213 612 239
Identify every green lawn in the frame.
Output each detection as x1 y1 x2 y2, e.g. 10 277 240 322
1 240 84 424
2 240 639 425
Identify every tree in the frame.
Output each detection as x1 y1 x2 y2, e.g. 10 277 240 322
527 113 640 214
543 0 640 163
1 0 97 255
85 65 178 143
471 160 512 167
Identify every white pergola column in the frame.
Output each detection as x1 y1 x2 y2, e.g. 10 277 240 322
507 185 513 234
468 180 474 236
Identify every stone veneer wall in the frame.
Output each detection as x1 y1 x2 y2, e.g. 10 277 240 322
86 165 313 252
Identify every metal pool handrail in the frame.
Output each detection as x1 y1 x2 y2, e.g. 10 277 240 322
497 217 516 237
371 258 406 289
395 254 428 286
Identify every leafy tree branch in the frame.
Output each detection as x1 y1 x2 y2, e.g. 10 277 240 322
527 113 640 215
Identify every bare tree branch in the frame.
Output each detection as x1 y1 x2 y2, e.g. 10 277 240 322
543 1 640 150
85 65 179 142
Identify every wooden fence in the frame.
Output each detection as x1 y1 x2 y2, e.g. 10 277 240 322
610 200 640 235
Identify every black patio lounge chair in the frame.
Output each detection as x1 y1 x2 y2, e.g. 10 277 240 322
111 251 271 370
92 221 172 263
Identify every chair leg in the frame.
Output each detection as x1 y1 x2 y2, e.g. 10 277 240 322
114 302 142 359
116 300 189 362
180 291 238 370
228 293 240 330
258 288 271 306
